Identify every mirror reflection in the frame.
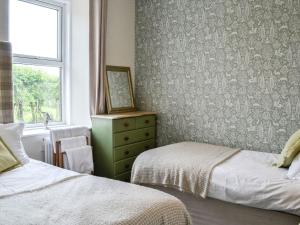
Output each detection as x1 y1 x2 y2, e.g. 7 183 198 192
107 71 132 108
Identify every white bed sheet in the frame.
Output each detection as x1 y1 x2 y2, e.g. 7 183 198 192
0 159 81 198
208 150 300 216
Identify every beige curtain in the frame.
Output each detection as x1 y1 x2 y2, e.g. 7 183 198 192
89 0 107 115
0 41 13 123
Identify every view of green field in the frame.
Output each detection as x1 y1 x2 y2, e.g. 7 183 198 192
13 64 61 124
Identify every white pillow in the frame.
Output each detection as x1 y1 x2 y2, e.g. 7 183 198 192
287 152 300 179
0 123 29 165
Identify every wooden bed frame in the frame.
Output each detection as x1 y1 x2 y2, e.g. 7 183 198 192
147 185 300 225
53 136 89 168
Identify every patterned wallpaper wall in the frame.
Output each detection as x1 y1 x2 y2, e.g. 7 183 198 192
135 0 300 153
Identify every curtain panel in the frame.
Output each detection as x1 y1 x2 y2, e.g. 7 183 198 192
0 41 13 124
89 0 107 115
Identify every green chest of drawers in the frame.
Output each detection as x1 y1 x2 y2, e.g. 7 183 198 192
91 112 156 182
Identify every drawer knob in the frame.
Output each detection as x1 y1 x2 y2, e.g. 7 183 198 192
124 150 129 155
145 120 150 124
124 137 129 141
145 132 150 137
125 164 130 169
124 123 129 127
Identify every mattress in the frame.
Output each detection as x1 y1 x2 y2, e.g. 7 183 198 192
0 160 191 225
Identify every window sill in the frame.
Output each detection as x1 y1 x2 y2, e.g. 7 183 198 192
23 128 50 137
22 124 92 138
22 125 71 137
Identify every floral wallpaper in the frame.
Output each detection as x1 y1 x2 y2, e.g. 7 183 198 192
135 0 300 153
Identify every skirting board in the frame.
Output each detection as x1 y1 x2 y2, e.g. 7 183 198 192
146 185 300 225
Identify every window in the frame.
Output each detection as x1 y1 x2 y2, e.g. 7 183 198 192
9 0 66 126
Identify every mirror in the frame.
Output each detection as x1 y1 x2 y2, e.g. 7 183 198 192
105 65 135 114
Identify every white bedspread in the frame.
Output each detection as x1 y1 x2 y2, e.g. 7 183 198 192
131 142 240 198
132 143 300 216
208 150 300 216
0 160 191 225
0 160 80 197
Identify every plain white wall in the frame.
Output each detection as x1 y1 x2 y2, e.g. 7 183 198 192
106 0 135 86
70 0 91 127
0 0 9 41
70 0 135 127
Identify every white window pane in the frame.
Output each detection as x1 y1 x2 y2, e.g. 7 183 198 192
13 64 62 124
10 0 59 58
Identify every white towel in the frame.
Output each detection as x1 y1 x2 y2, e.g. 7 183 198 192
60 136 87 152
65 145 94 174
50 126 90 153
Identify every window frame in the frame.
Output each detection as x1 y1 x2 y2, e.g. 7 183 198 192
11 0 69 128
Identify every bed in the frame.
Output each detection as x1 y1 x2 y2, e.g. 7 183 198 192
131 142 300 225
0 159 191 225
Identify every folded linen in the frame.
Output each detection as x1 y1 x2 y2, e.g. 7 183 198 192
60 136 87 152
64 145 94 174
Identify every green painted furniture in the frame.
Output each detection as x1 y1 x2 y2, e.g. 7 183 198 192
91 112 156 182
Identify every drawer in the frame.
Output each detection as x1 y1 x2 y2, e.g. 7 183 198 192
113 118 136 133
114 144 137 161
135 139 155 155
136 115 155 129
114 130 137 146
114 157 136 175
114 139 155 161
115 171 131 182
133 127 155 143
114 127 155 147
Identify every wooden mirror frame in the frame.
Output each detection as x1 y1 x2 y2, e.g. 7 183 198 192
105 65 136 114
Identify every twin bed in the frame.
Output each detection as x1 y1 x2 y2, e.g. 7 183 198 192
0 159 191 225
0 123 192 225
132 142 300 225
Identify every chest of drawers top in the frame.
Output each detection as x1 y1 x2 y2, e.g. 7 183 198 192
92 111 156 133
91 111 156 120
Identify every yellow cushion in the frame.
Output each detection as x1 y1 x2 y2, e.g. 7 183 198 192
0 137 20 173
277 129 300 168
